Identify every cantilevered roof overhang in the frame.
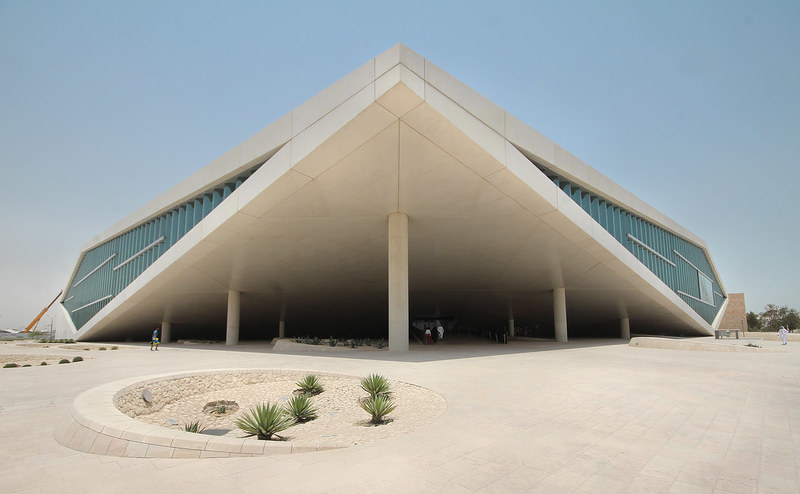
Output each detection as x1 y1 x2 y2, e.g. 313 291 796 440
63 44 725 343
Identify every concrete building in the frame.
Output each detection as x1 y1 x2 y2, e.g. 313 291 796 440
51 44 727 350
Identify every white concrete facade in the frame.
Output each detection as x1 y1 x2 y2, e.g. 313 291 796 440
55 44 726 347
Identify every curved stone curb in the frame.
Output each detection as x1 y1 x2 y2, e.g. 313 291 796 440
54 368 353 458
629 337 784 353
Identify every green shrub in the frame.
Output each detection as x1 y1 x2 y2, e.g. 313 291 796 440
375 340 386 349
111 346 118 350
328 338 336 347
359 394 397 424
294 337 303 343
72 356 83 362
283 394 318 422
184 421 206 433
745 343 761 348
22 364 31 367
40 362 47 366
3 363 19 368
360 374 392 398
296 374 323 395
235 402 295 440
99 347 106 351
58 359 70 364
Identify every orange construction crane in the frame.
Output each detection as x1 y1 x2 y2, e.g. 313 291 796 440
24 290 63 333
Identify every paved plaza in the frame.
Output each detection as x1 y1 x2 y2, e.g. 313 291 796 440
1 336 798 493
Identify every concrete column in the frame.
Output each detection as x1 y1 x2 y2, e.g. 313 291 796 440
278 303 286 338
620 317 631 340
226 290 240 346
388 212 409 352
160 321 171 344
508 303 515 338
553 287 568 343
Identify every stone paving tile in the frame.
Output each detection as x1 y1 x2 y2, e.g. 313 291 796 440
2 339 800 493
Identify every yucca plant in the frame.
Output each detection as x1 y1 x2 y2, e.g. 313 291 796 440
360 373 392 398
296 374 324 395
184 421 206 433
235 402 295 440
283 394 318 422
359 394 397 424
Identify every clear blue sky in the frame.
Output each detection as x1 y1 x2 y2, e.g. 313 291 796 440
1 0 798 330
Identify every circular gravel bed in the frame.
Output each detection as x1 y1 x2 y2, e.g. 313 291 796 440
116 370 447 446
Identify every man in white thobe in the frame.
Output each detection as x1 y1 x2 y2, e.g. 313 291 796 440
778 326 789 345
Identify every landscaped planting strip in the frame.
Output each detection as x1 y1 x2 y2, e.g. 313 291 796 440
54 369 360 458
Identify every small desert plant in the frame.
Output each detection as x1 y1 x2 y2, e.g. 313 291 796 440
184 421 206 433
40 362 47 366
111 346 118 350
294 337 303 343
359 394 397 424
328 338 336 347
4 363 19 368
214 404 227 414
22 364 31 367
235 402 295 440
83 348 90 351
360 374 392 398
72 356 83 362
99 347 107 351
284 394 318 422
296 374 324 395
349 339 358 348
374 339 386 349
310 337 321 345
58 359 70 364
745 343 761 348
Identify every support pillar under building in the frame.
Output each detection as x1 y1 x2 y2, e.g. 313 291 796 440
554 287 568 342
620 317 631 340
160 321 171 344
388 212 409 352
226 290 240 346
508 303 515 338
278 303 286 339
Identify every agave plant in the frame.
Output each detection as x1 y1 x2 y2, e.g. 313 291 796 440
359 394 397 424
184 421 206 434
296 374 324 395
283 394 318 422
235 402 295 440
360 374 392 398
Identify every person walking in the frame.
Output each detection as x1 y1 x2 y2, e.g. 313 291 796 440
437 322 444 342
778 326 789 345
151 327 160 351
424 327 431 345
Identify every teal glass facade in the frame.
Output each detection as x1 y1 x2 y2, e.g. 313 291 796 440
63 166 261 329
535 164 725 324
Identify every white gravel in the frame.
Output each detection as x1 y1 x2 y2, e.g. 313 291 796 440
133 373 447 445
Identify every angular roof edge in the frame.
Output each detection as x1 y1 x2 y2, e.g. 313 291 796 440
81 43 707 252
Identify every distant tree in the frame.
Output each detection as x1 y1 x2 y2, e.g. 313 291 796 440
758 304 800 331
785 310 800 331
746 312 761 331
